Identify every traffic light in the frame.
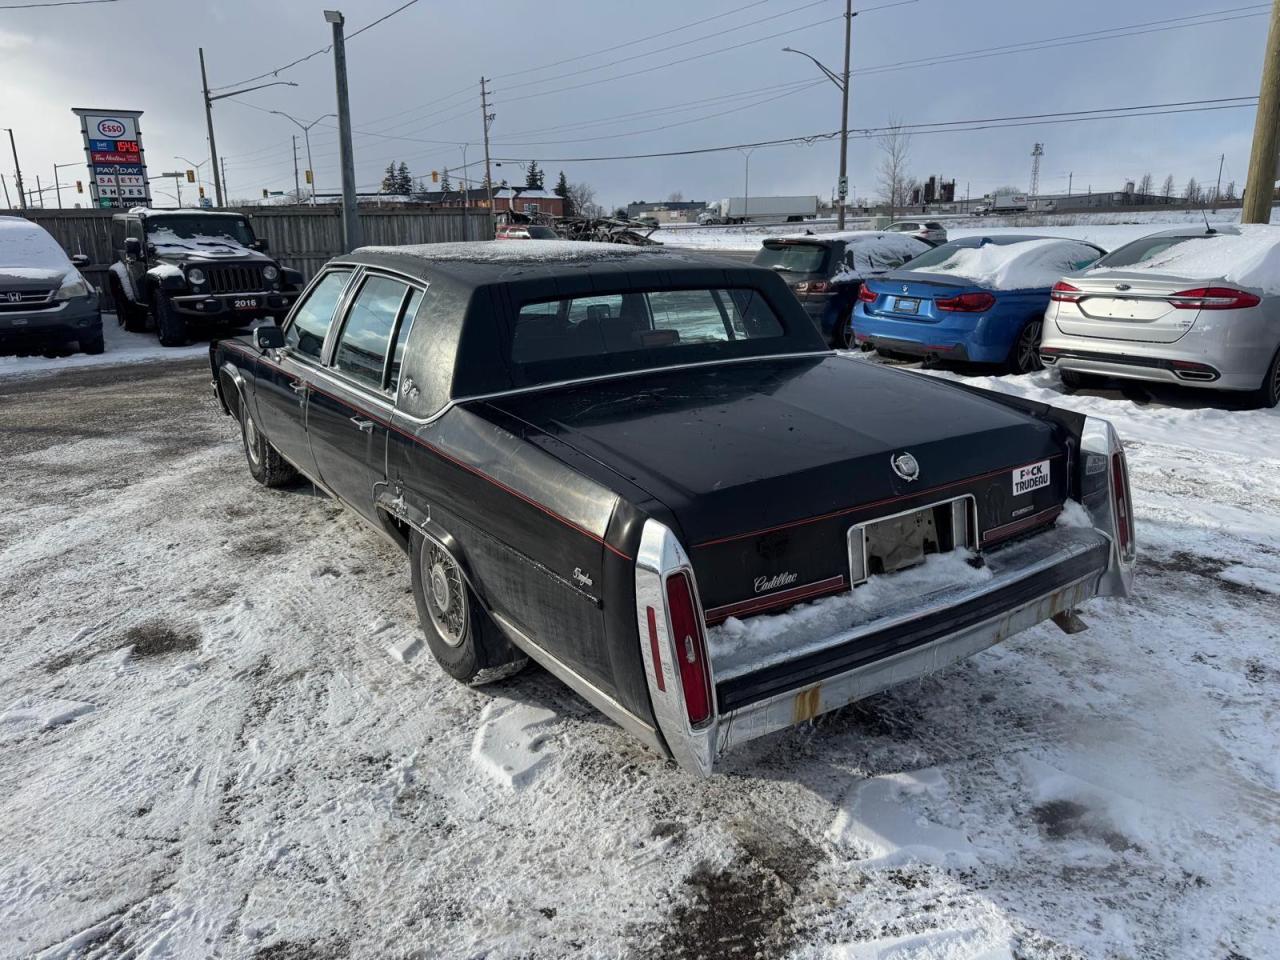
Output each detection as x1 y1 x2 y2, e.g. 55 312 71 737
262 188 269 198
432 170 439 183
76 180 83 194
198 186 205 198
186 170 196 183
305 170 313 184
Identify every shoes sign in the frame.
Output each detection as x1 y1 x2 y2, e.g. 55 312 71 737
71 108 152 209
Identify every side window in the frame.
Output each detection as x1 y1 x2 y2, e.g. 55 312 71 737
332 274 409 389
387 287 423 391
285 269 352 360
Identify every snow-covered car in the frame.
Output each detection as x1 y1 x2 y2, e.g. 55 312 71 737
753 231 931 347
886 220 948 245
108 209 303 346
853 236 1106 373
1040 225 1280 407
0 216 102 355
495 224 559 240
210 241 1136 775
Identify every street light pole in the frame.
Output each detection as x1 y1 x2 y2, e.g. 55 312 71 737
269 111 333 205
5 128 27 210
783 0 854 229
52 162 78 209
325 9 361 250
741 147 756 222
176 155 209 202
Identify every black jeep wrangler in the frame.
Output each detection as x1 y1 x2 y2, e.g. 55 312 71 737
107 209 302 346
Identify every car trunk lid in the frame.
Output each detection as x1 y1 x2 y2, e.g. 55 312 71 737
1053 272 1203 343
866 273 976 324
481 356 1068 618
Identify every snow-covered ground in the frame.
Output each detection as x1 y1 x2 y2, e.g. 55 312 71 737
1 350 1278 956
0 314 204 379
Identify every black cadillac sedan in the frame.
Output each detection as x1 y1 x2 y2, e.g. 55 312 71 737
211 242 1136 776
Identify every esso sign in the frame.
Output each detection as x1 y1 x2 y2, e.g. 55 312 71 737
96 119 127 138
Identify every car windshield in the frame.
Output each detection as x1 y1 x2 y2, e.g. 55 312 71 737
754 242 829 274
145 216 255 248
510 286 788 382
1094 234 1216 268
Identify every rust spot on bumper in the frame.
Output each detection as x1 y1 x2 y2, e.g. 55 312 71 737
793 685 822 723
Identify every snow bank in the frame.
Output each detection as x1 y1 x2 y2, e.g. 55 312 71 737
1088 224 1280 293
0 315 208 379
911 238 1101 290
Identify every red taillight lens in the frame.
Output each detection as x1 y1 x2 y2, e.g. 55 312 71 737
1050 281 1083 303
1167 287 1261 310
1111 451 1134 559
935 291 997 312
858 285 878 303
664 572 712 727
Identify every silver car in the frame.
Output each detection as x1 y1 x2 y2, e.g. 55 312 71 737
1039 226 1280 408
886 220 948 245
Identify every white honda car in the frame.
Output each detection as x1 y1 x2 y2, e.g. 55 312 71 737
1039 225 1280 408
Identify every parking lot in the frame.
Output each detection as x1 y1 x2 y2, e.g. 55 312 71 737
1 336 1276 959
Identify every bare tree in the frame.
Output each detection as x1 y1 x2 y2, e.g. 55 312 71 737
1184 177 1201 203
1138 172 1153 197
567 181 603 219
1222 180 1238 202
877 120 912 220
1161 174 1175 199
666 190 684 203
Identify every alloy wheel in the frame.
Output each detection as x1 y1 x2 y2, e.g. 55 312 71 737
1016 320 1043 373
423 541 468 647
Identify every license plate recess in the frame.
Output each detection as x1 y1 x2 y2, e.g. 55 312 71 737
848 496 977 586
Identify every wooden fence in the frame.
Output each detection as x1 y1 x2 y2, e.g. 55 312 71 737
17 206 492 308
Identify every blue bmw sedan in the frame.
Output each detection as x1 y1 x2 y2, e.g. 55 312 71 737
851 235 1105 373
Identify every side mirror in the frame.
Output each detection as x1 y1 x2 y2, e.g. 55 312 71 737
124 237 141 258
70 253 91 268
253 324 285 352
251 238 269 252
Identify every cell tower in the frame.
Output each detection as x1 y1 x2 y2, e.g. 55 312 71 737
1030 143 1044 199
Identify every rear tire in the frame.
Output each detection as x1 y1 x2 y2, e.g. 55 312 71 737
240 402 298 488
154 294 188 347
410 532 527 685
1008 319 1044 374
1249 347 1280 409
1058 368 1105 391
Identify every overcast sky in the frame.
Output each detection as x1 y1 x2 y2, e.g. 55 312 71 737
0 0 1270 211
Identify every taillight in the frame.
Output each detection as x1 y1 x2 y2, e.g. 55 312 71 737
795 280 831 294
664 572 712 727
935 291 996 312
858 285 878 303
1050 281 1083 303
1167 287 1261 310
1111 451 1134 559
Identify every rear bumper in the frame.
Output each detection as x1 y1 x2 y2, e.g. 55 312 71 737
851 305 1015 364
713 526 1109 752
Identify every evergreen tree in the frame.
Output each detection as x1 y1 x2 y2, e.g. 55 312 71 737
396 161 413 195
554 170 571 214
440 167 453 193
380 162 399 194
525 160 544 189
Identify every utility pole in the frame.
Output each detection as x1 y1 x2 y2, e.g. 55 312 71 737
1244 0 1280 222
326 9 361 251
741 147 756 221
292 135 300 199
837 0 852 229
1 173 10 209
6 128 27 210
480 77 495 235
221 157 229 204
199 48 224 207
1213 153 1225 212
35 174 44 209
1068 172 1073 197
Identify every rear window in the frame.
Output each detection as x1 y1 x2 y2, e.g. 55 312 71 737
510 287 785 373
1095 234 1214 268
754 242 829 275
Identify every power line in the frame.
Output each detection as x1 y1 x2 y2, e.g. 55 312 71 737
208 0 423 92
0 0 115 7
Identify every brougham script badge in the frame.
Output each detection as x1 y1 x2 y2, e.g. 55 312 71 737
891 451 920 482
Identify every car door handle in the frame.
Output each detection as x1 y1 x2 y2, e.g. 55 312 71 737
349 416 375 433
289 380 306 394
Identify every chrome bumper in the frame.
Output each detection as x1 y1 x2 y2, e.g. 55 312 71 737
712 526 1110 755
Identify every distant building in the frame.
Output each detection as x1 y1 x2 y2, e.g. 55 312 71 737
413 185 567 217
625 200 708 223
